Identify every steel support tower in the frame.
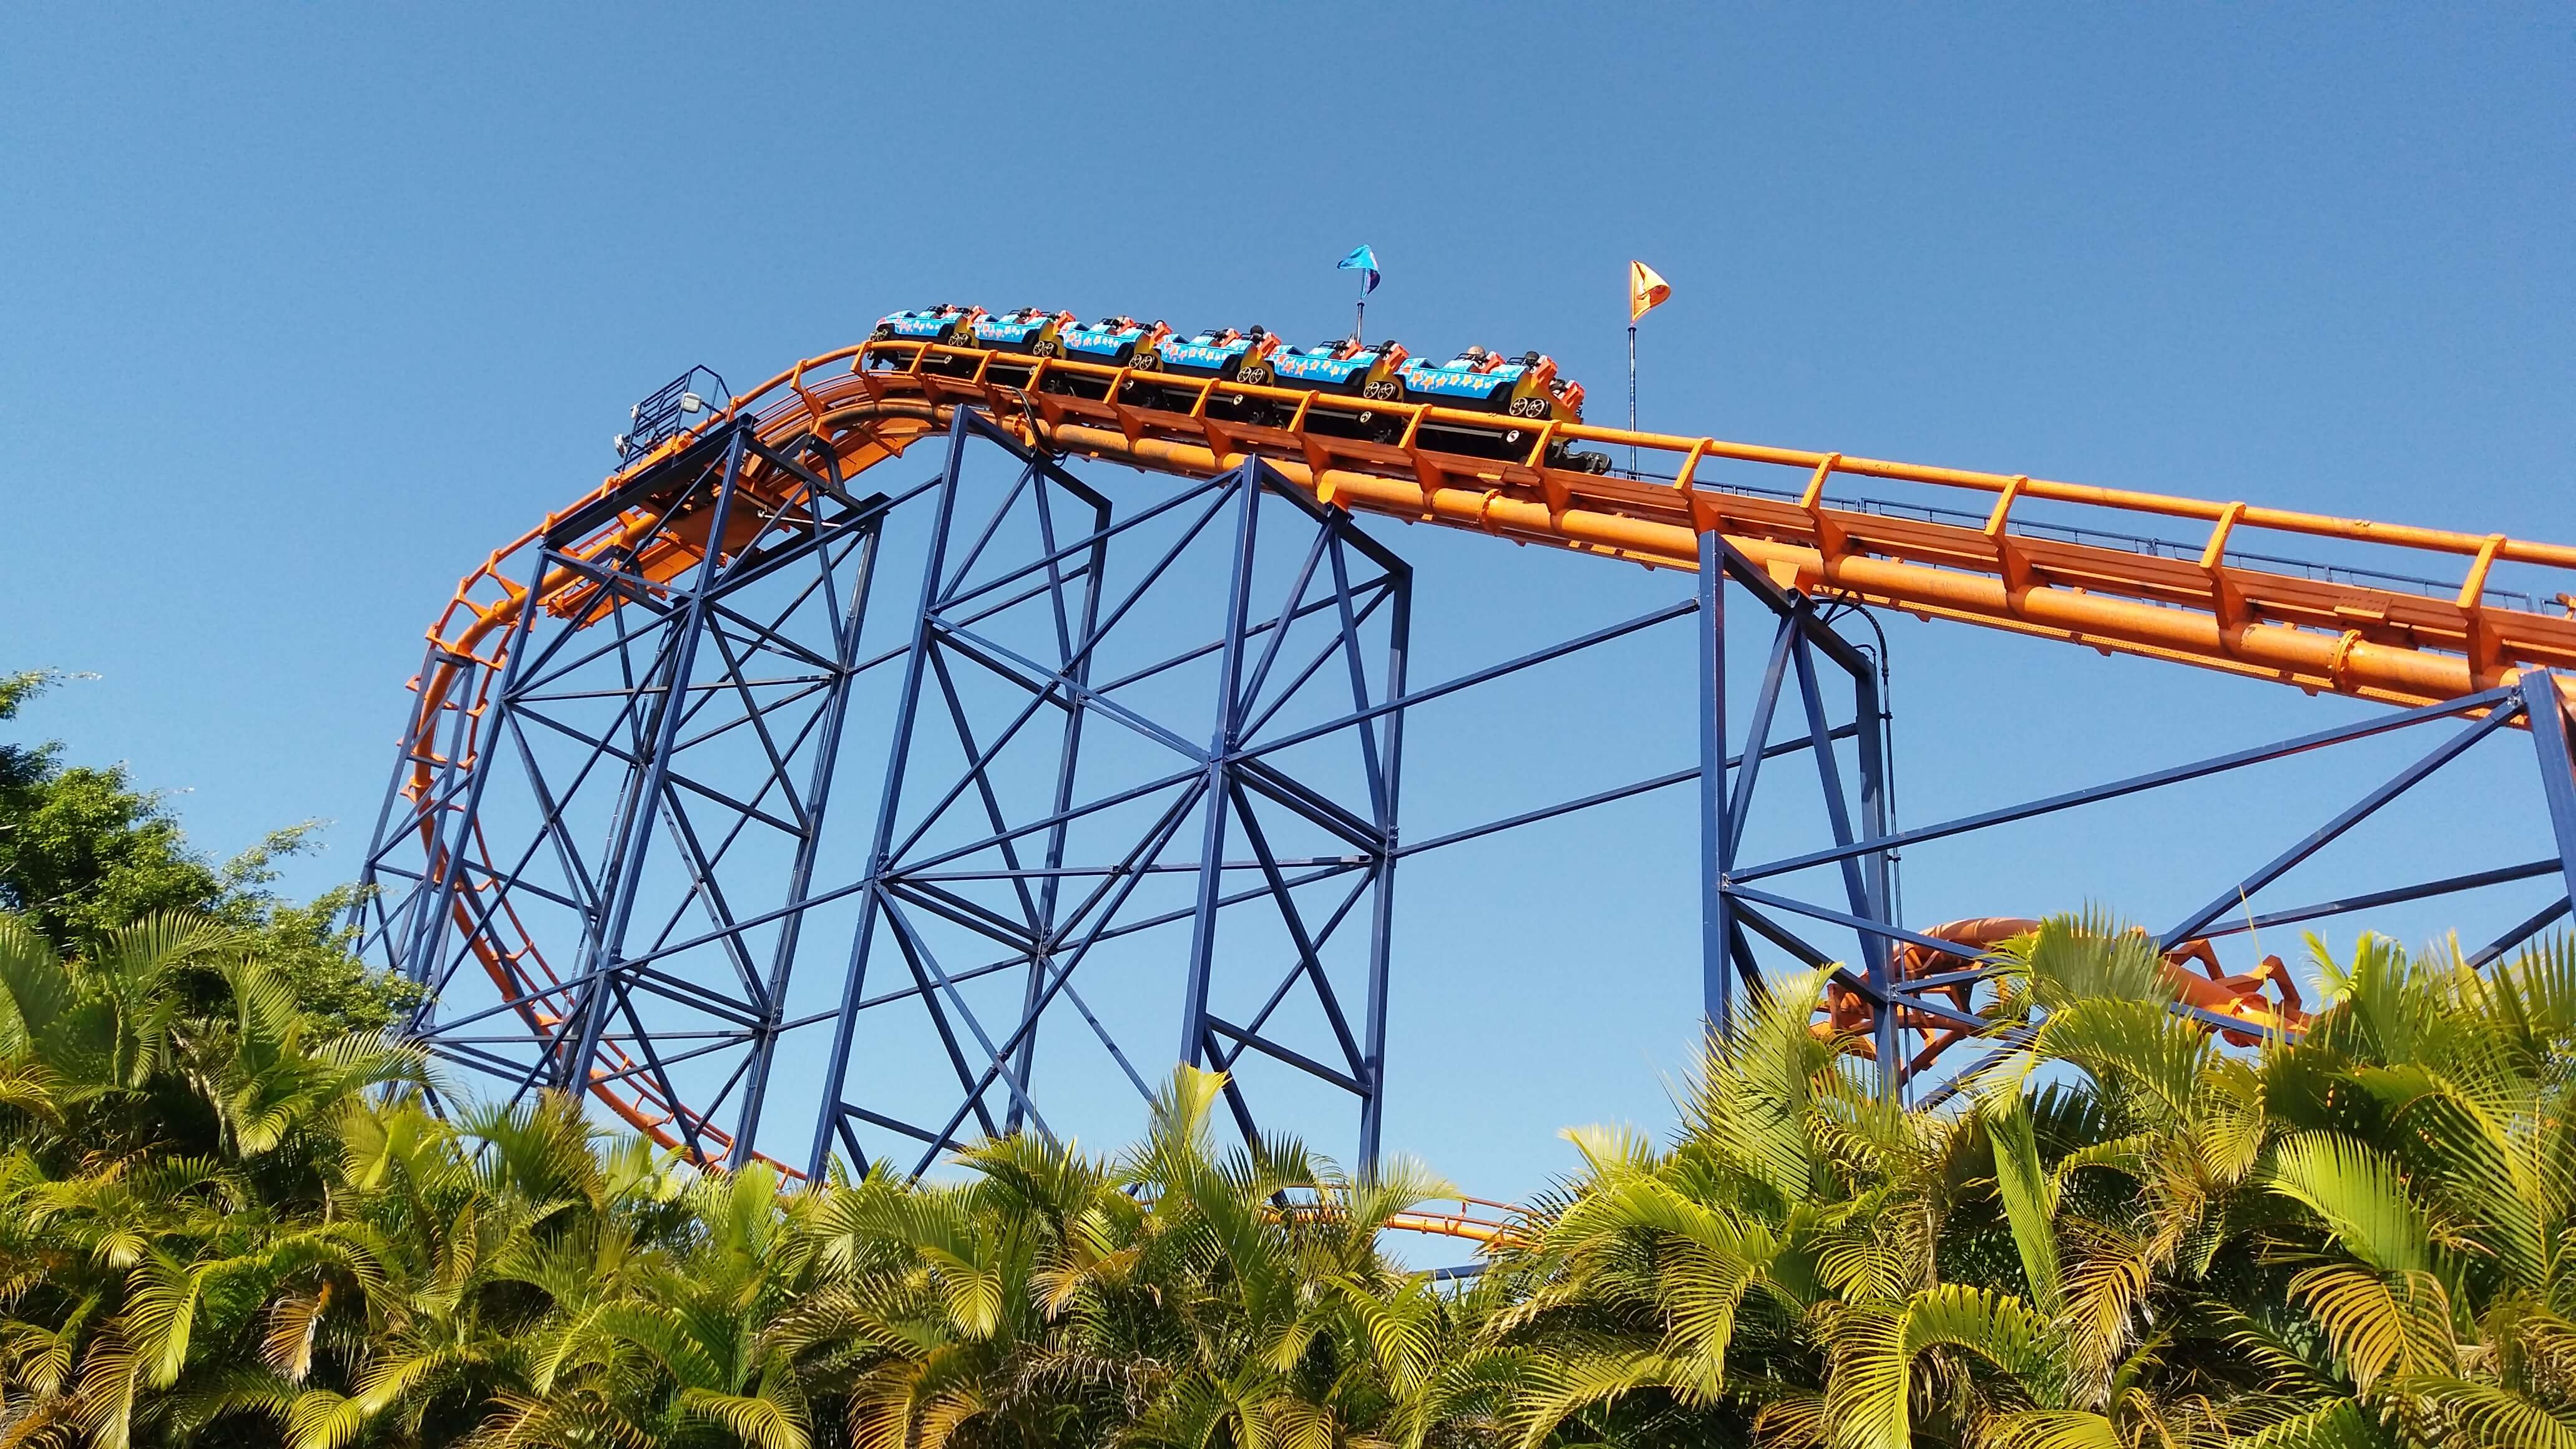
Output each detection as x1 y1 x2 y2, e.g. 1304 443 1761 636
358 384 2576 1177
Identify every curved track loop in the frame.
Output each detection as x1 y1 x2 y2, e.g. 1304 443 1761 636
396 337 2576 1168
1817 917 2308 1078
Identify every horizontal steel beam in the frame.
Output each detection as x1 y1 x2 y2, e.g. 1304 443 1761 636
1736 687 2515 884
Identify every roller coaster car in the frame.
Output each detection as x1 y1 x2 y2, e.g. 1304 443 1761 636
1268 338 1410 398
1396 347 1560 417
1116 326 1284 416
972 307 1078 357
871 304 982 349
1033 315 1164 401
1397 348 1611 473
1153 326 1284 383
1057 315 1171 369
1244 338 1412 437
870 305 986 377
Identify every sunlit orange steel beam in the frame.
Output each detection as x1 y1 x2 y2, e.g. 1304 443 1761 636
1381 1196 1525 1248
683 341 2575 713
1819 916 2308 1076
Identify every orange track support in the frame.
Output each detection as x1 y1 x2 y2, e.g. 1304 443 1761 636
1818 917 2309 1075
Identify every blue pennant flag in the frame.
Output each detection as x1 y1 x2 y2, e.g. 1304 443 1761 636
1337 243 1381 295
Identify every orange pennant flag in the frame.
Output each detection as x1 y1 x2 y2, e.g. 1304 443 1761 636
1628 260 1671 323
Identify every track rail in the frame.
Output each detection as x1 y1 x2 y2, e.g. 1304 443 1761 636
393 335 2576 1168
565 340 2575 703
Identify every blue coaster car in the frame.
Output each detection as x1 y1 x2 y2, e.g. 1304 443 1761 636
1395 346 1565 418
1153 326 1282 383
1396 347 1610 472
1269 338 1409 399
871 304 983 349
973 308 1077 357
1058 315 1171 368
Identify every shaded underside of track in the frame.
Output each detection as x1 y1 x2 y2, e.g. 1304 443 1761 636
393 338 2576 1164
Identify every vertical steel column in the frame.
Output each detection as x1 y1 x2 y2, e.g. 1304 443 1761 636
806 411 973 1180
1010 480 1111 1133
560 425 753 1094
2524 671 2576 910
1178 461 1262 1067
793 439 1405 1177
1697 525 1734 1030
731 515 882 1155
1354 532 1410 1169
1850 648 1898 1093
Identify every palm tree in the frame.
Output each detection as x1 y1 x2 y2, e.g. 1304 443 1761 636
781 1158 1078 1449
1106 1066 1477 1449
1488 964 1882 1448
1934 914 2318 1449
2249 932 2576 1448
750 1067 1485 1449
479 1159 810 1449
14 894 2576 1449
0 910 413 1447
268 1091 696 1449
1484 919 2347 1449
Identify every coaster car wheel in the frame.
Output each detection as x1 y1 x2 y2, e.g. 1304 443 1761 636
1238 361 1274 387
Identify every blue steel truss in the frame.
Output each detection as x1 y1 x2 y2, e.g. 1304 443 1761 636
802 416 1418 1178
1697 510 2576 1098
355 401 2576 1180
353 419 892 1162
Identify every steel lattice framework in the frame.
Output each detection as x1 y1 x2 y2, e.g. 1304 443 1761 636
354 337 2576 1187
358 422 887 1163
805 420 1417 1178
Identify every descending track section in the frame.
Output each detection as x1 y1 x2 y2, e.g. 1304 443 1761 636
355 328 2576 1182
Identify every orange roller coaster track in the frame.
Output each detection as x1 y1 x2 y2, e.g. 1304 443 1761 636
612 339 2576 709
358 330 2576 1195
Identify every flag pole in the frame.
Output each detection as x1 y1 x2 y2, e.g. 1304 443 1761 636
1340 245 1378 347
1627 321 1639 476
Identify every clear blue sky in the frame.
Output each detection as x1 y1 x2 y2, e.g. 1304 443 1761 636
6 6 2572 1206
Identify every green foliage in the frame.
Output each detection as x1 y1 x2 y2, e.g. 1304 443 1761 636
5 789 2576 1449
1495 915 2576 1449
0 904 1490 1448
1 671 219 951
0 669 417 1037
